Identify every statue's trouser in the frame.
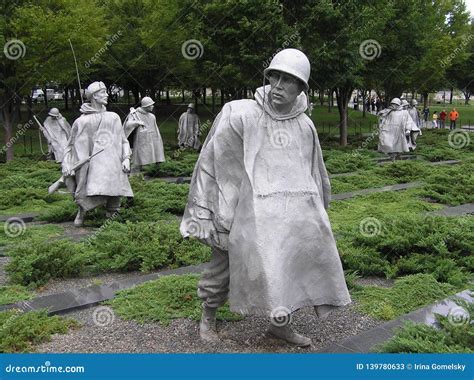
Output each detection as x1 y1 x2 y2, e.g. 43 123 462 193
105 196 121 214
197 247 229 309
197 246 337 318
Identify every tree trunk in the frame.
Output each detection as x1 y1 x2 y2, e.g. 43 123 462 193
220 89 224 106
166 90 170 105
202 87 206 104
328 89 333 113
319 90 324 106
449 87 453 104
182 89 185 103
64 86 69 110
2 103 14 161
211 88 216 114
362 89 366 118
335 87 353 147
423 92 429 108
27 95 33 121
43 86 48 109
132 88 140 105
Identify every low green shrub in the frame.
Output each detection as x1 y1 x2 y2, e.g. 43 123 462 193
378 298 473 353
353 274 455 320
0 285 33 305
0 309 77 352
106 274 241 325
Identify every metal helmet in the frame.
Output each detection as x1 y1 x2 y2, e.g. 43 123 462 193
401 99 409 108
48 108 60 117
141 97 155 108
411 99 418 106
85 81 106 100
187 103 195 109
390 98 401 106
264 48 310 90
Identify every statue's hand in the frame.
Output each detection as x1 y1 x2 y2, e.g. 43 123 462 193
198 219 220 245
122 158 131 173
62 166 75 177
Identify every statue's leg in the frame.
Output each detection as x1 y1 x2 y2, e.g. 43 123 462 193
74 206 86 227
267 313 312 347
197 246 230 342
105 196 121 219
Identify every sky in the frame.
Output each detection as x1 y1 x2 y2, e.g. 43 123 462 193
466 0 474 18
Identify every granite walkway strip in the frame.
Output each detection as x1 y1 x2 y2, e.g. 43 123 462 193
331 182 422 201
0 263 207 315
318 289 472 353
429 203 474 217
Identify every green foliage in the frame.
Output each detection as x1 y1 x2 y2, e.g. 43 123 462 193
6 238 93 287
353 274 455 320
0 309 77 353
6 221 210 288
144 149 199 178
106 274 241 326
0 285 33 305
378 298 474 353
0 223 63 247
323 149 376 174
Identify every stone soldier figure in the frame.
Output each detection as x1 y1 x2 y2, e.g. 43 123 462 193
407 99 422 150
180 49 351 347
178 103 201 150
62 81 133 226
377 98 416 160
123 96 165 171
43 108 71 162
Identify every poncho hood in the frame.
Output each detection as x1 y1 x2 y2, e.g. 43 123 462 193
80 103 107 114
378 104 399 118
254 85 307 121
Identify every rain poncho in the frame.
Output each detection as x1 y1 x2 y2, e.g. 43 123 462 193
378 105 415 153
62 103 133 211
43 115 71 162
178 111 201 149
181 86 351 315
123 107 165 166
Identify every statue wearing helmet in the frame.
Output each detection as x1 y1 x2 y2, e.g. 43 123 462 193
62 81 133 226
123 96 165 172
180 48 351 347
178 103 201 150
42 107 71 162
377 97 416 159
407 99 422 150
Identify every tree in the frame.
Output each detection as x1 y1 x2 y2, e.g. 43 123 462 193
1 0 107 161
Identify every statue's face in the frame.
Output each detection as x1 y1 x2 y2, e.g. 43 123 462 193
93 89 108 105
187 107 194 113
268 71 303 107
143 105 154 112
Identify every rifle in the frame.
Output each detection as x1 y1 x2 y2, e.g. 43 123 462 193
48 148 105 194
129 107 144 126
34 115 57 147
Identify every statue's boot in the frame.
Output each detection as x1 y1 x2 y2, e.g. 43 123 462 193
199 306 220 343
74 208 86 227
106 209 119 219
267 322 312 347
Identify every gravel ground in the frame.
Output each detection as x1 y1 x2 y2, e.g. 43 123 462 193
36 301 381 353
0 256 11 286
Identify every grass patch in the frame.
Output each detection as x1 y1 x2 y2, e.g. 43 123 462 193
0 309 78 352
377 297 473 353
0 285 33 305
106 274 241 326
6 221 210 288
353 274 455 320
0 223 63 248
144 149 199 178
